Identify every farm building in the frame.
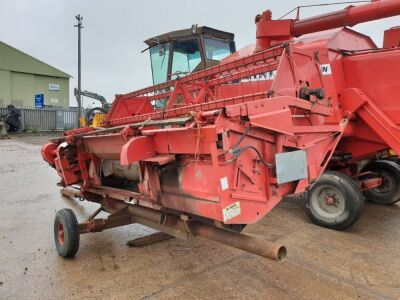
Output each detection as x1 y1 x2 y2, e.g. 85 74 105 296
0 41 70 108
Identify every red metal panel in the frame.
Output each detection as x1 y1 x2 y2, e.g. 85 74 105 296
120 136 156 165
83 134 127 160
41 142 57 166
384 27 400 48
343 49 400 124
341 88 400 155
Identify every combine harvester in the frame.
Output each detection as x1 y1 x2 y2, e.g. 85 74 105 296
42 0 400 260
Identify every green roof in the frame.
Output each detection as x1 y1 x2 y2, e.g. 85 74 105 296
0 41 71 78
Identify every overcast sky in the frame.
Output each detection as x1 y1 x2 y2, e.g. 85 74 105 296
0 0 399 107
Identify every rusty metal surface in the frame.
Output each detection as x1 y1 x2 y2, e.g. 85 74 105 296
69 191 286 261
1 136 400 299
127 232 173 248
193 223 286 261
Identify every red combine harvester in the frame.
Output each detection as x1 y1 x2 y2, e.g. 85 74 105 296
42 0 400 261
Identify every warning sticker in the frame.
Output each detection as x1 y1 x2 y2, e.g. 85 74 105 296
220 177 229 191
222 201 241 222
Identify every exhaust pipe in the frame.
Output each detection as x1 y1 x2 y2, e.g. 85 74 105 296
62 187 286 261
193 223 286 261
106 199 287 261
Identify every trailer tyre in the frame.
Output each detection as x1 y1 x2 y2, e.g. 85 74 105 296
305 171 364 230
54 209 80 258
362 160 400 205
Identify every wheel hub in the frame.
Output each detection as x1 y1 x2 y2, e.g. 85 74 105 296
325 195 337 206
375 172 395 194
310 185 346 220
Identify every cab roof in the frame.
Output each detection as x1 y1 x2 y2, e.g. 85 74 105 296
144 26 235 47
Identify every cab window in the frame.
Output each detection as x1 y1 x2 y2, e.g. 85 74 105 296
171 39 201 79
150 43 170 85
204 38 232 61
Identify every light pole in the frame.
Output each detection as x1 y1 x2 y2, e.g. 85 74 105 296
74 14 83 128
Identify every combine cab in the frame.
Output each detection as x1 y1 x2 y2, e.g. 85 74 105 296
43 0 400 261
146 25 235 84
145 26 235 109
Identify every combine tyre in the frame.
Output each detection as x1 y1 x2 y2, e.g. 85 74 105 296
361 160 400 205
305 172 364 230
54 209 80 258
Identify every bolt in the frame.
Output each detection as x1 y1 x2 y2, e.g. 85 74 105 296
326 196 336 205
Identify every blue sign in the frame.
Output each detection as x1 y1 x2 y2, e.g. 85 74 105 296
35 94 44 108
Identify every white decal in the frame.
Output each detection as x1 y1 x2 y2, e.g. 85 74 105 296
49 83 60 91
224 70 277 84
223 201 241 222
220 177 229 191
320 64 332 75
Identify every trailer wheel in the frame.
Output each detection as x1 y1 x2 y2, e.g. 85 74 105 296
305 171 364 230
362 160 400 205
54 209 80 258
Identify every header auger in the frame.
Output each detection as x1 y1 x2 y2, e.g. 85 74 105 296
42 0 400 260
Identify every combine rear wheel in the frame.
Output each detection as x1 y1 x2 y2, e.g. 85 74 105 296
54 209 80 258
305 171 364 230
361 160 400 205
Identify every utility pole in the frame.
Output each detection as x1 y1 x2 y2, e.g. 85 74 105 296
74 14 83 128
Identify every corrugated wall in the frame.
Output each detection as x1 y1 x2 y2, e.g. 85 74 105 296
0 107 81 132
0 70 69 108
0 41 70 108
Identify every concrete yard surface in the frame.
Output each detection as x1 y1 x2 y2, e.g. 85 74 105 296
0 134 399 299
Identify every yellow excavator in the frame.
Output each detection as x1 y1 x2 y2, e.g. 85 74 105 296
75 88 111 127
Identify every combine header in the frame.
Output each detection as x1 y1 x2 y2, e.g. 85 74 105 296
42 0 400 260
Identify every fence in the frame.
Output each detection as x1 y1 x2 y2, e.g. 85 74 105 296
0 107 82 132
